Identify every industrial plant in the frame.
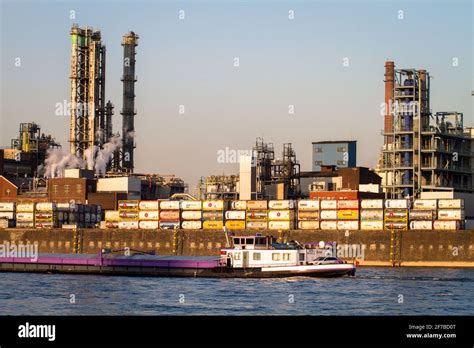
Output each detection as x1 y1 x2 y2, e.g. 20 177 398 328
0 24 473 232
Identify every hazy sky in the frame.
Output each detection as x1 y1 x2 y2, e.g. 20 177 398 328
1 0 473 189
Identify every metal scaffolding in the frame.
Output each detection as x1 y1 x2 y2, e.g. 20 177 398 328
378 61 472 198
69 24 109 159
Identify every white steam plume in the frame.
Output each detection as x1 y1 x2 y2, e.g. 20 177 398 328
94 135 122 176
44 148 85 178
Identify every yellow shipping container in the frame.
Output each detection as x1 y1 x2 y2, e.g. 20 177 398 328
225 220 246 230
337 210 359 220
203 220 224 230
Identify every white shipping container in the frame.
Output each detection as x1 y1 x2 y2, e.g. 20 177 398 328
438 199 464 209
433 220 461 230
35 221 56 229
297 221 320 229
360 199 384 209
56 203 71 211
0 212 14 219
297 200 320 211
337 220 359 230
268 210 294 221
105 221 119 229
409 221 433 230
36 203 57 212
360 210 384 220
139 221 159 229
202 200 225 210
246 221 267 230
118 221 139 229
118 201 139 210
268 200 295 210
119 211 139 219
16 213 34 222
296 211 320 220
320 200 337 209
385 199 410 209
337 200 359 209
139 201 159 211
180 201 202 210
268 220 294 230
105 210 120 221
320 220 338 230
159 201 180 210
231 200 247 210
413 199 437 210
138 211 159 220
437 209 464 221
0 202 15 212
225 210 246 220
181 221 202 229
320 210 337 220
16 222 35 228
384 221 407 230
181 210 202 220
409 210 435 220
360 221 384 230
16 203 35 212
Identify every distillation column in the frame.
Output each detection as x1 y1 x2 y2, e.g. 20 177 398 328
120 31 139 173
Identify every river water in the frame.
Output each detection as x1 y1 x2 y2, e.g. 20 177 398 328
0 268 472 315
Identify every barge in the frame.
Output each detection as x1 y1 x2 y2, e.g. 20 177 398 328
0 235 356 278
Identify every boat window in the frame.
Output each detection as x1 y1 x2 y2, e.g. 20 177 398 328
234 253 241 260
240 238 246 245
272 253 281 261
233 238 240 245
299 254 305 261
283 253 290 261
245 238 254 245
253 253 261 261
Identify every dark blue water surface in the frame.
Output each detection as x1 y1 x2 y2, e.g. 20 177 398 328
0 268 472 315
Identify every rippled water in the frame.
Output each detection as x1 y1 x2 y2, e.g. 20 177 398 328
0 268 472 315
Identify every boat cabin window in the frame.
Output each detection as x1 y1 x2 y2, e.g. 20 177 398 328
246 238 254 245
272 253 281 261
253 252 261 261
299 254 305 261
283 253 290 261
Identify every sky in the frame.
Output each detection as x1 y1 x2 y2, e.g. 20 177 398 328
1 0 473 189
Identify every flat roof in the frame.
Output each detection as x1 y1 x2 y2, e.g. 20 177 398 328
312 140 357 144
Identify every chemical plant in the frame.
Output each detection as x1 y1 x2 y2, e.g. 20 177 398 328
0 24 473 232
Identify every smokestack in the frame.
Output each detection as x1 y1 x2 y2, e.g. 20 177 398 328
384 61 395 145
120 31 139 173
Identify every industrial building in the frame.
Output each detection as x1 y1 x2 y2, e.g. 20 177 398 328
377 61 473 198
312 140 357 171
0 123 60 178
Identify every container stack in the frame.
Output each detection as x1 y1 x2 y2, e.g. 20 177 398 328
384 199 409 230
268 200 295 230
202 200 225 230
319 200 338 230
297 200 320 230
336 200 359 230
104 210 120 229
159 200 180 230
435 199 464 230
16 203 35 228
180 200 203 230
225 200 246 230
138 200 159 230
35 202 58 229
246 200 268 231
118 200 139 229
0 202 16 228
409 199 437 230
360 199 384 230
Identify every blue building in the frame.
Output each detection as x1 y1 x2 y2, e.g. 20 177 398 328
312 141 357 171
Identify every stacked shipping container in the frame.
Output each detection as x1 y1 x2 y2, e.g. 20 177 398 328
159 200 180 229
246 200 268 231
297 200 320 230
360 199 384 230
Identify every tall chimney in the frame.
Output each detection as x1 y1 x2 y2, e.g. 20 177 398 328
121 31 139 173
384 61 395 144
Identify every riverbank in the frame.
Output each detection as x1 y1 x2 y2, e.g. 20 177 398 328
0 228 473 267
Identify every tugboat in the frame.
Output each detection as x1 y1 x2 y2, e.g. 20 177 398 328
0 234 355 278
